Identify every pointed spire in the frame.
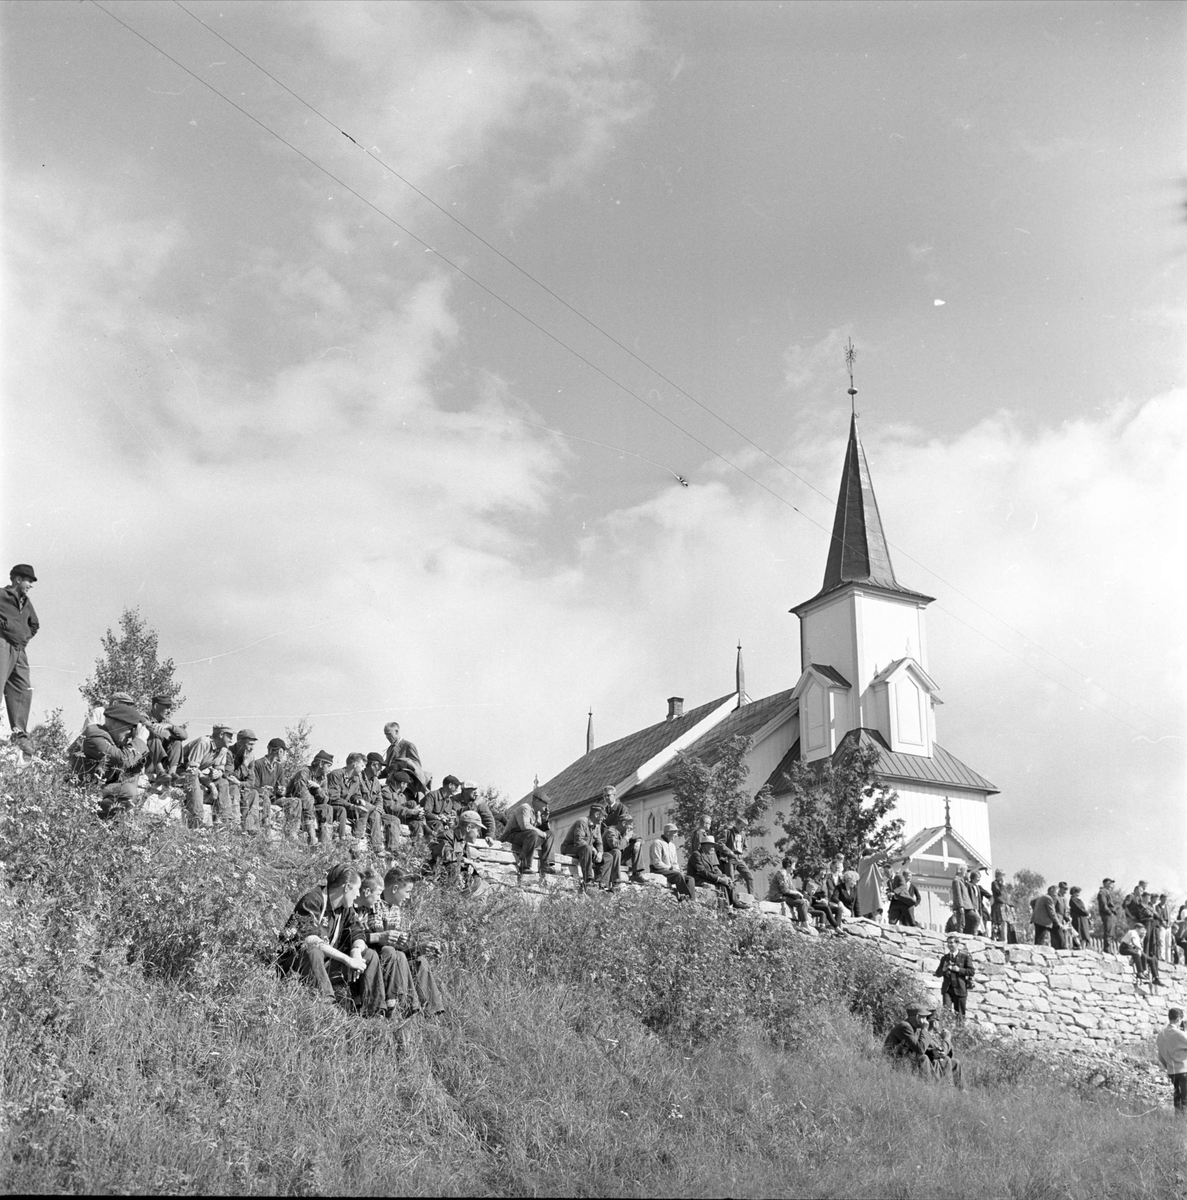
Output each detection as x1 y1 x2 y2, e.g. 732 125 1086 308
735 642 749 708
943 796 952 834
821 414 902 593
586 708 595 755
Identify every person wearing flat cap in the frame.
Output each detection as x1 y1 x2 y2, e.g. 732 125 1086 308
502 789 556 880
0 564 38 751
225 730 258 830
179 724 236 829
1097 879 1119 954
140 693 188 783
356 751 386 853
68 695 149 817
427 808 484 890
244 736 287 836
458 780 498 843
284 750 333 844
884 1002 936 1075
561 804 609 892
383 769 428 841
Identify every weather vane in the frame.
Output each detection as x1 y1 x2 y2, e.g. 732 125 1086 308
845 338 858 417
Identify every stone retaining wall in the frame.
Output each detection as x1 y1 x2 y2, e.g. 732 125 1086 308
454 839 1184 1050
812 914 1185 1046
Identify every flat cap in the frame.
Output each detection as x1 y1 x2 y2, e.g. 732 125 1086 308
460 779 478 790
442 774 461 788
213 723 234 736
110 691 136 705
103 701 142 729
460 809 483 826
311 749 334 765
9 563 36 581
151 693 175 706
366 751 385 765
237 729 257 741
906 1002 934 1016
266 737 288 751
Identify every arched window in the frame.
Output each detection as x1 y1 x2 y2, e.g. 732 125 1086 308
647 811 656 836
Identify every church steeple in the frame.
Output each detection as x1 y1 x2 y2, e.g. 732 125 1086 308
821 413 902 594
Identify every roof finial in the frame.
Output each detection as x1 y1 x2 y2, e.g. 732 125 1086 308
586 708 595 755
533 772 540 790
735 641 748 708
845 337 858 417
943 796 952 834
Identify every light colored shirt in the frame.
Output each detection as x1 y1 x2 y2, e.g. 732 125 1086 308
1118 928 1144 953
649 837 680 872
1155 1023 1187 1074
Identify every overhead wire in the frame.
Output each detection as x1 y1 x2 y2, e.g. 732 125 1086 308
169 0 1140 722
89 1 1166 739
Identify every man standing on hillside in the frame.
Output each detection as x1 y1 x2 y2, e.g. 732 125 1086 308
1156 1007 1187 1115
382 721 427 792
1097 878 1119 953
0 564 38 752
935 935 975 1019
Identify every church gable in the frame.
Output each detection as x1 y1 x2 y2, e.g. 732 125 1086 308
791 663 851 761
869 658 941 757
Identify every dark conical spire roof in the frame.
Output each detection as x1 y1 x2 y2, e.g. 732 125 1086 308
823 414 900 591
793 415 933 613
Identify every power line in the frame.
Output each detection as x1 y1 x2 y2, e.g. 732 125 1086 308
87 2 1166 740
169 0 1140 720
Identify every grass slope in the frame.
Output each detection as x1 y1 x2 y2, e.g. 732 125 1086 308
1 761 1183 1197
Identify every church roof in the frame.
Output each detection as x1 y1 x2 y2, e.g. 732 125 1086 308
764 727 998 796
536 693 734 816
628 687 798 797
792 415 933 613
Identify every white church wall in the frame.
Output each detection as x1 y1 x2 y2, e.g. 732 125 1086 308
888 783 993 864
799 601 856 688
855 592 927 681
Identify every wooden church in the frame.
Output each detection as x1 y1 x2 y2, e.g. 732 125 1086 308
529 412 997 930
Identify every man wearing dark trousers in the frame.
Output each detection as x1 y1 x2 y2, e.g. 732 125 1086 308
687 834 746 909
277 864 382 1015
936 935 975 1019
0 564 38 751
561 804 612 891
1155 1007 1187 1116
503 790 556 880
245 736 287 835
1097 878 1119 954
649 822 694 900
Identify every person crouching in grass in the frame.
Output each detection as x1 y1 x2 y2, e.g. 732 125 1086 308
276 863 383 1015
359 866 446 1021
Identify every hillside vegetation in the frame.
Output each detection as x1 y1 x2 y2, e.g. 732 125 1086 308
1 761 1183 1197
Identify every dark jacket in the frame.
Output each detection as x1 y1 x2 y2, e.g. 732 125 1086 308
279 886 365 952
1031 894 1058 928
687 845 727 883
888 876 921 912
249 755 285 799
1098 890 1119 920
0 585 38 648
72 722 148 783
561 817 602 857
936 950 975 998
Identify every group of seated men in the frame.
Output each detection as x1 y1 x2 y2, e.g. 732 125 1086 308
278 861 446 1022
66 695 501 848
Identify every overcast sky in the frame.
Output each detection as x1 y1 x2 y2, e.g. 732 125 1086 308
2 1 1183 891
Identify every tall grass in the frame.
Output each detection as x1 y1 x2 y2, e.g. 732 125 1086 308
2 762 1183 1197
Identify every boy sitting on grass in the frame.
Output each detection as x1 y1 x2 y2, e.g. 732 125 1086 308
277 863 383 1016
359 866 446 1020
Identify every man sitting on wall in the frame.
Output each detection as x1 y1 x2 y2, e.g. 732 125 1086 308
561 804 613 893
649 822 694 900
69 698 149 817
687 834 746 910
502 790 556 881
766 857 810 925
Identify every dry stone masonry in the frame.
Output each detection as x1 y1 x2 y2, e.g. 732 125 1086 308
462 837 1183 1052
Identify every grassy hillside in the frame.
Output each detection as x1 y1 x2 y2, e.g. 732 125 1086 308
1 761 1183 1197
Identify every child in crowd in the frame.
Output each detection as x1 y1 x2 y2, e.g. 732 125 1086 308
359 866 446 1020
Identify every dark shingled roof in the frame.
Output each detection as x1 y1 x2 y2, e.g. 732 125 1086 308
792 415 933 613
539 693 734 817
629 688 798 798
765 727 998 796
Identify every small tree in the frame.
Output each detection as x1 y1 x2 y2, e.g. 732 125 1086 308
772 738 901 878
669 735 774 870
477 784 509 821
283 718 314 775
28 708 69 760
1004 868 1045 942
80 608 184 714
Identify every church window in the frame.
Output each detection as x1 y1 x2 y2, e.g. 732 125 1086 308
895 678 923 745
647 811 656 836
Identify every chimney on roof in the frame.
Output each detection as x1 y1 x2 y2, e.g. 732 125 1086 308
666 696 684 721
